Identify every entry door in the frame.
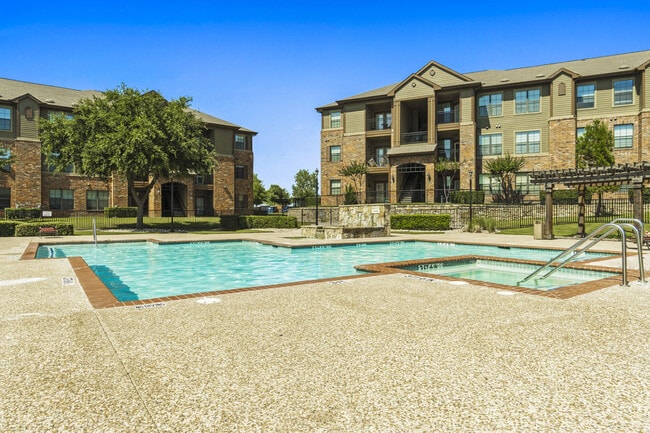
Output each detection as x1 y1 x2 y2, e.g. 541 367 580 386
196 196 205 216
375 182 388 203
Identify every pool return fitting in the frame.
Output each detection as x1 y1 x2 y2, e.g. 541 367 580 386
518 218 646 287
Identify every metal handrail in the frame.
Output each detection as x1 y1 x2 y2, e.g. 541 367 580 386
518 220 646 287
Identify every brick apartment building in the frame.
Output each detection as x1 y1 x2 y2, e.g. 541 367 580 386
316 49 650 205
0 78 256 216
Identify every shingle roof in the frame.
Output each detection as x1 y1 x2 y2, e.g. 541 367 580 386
0 77 255 133
318 49 650 108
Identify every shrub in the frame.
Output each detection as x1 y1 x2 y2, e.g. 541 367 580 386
539 189 592 205
221 215 297 230
104 206 138 218
468 216 497 233
4 208 41 220
449 190 485 204
627 189 650 204
391 214 450 231
0 221 19 237
15 222 74 237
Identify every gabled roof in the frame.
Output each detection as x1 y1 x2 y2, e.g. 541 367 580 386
317 49 650 108
467 49 650 87
387 74 441 97
0 77 255 133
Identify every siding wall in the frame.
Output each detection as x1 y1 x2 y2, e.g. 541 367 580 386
344 102 365 134
394 79 434 101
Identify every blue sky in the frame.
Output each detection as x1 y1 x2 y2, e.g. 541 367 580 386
2 1 649 191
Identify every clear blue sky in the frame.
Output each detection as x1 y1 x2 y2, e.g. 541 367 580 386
2 1 649 192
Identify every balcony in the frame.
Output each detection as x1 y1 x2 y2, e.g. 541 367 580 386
400 131 428 145
437 102 460 125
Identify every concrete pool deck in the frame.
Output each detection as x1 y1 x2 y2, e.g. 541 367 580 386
1 230 649 431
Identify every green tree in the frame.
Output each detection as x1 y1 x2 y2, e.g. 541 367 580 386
253 174 268 205
267 184 290 207
576 120 617 216
485 153 526 203
434 158 461 203
291 169 318 206
0 147 15 173
39 84 214 229
575 119 615 168
338 161 368 204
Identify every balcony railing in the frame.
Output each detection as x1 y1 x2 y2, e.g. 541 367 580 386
400 131 428 144
366 118 392 131
437 110 459 124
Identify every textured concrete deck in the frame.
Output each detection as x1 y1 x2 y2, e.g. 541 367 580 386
1 230 649 432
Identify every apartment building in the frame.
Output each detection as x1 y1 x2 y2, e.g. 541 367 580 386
0 78 256 216
316 50 650 205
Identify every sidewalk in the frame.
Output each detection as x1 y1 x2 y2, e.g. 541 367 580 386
1 231 648 432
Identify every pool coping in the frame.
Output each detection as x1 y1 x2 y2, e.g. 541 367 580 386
355 255 632 300
22 238 630 308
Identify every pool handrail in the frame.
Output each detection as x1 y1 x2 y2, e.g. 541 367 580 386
518 219 645 287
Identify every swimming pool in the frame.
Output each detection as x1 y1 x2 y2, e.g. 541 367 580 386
37 240 613 301
398 258 618 291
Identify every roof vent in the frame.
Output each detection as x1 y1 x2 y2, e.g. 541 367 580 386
500 78 509 83
45 99 55 103
618 64 630 69
536 73 546 78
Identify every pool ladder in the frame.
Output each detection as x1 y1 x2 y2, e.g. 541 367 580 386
518 218 646 287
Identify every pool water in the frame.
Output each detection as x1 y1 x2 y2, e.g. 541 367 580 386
37 241 611 301
405 259 617 291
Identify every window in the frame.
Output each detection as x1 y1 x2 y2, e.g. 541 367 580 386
515 88 540 114
235 134 246 150
47 111 73 121
330 110 341 128
374 112 391 130
235 165 247 179
329 145 341 162
0 107 11 131
479 174 500 193
44 153 74 173
516 173 539 194
478 93 502 117
576 84 595 109
478 134 502 156
0 148 11 171
236 194 247 209
330 179 341 195
49 189 74 210
576 127 585 138
515 130 541 154
0 188 9 209
86 190 109 211
613 79 634 106
614 124 633 148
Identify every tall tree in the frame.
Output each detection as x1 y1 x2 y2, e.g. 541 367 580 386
575 119 617 216
267 184 290 207
434 158 461 203
485 153 526 204
575 119 615 168
291 169 318 206
253 173 268 205
39 84 214 229
338 161 368 204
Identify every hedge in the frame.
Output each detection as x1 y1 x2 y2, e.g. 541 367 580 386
0 221 19 237
14 222 74 237
391 214 450 231
539 189 592 205
449 190 485 204
4 208 42 220
105 206 138 218
221 215 298 230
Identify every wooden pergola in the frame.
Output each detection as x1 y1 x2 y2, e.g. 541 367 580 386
530 162 650 239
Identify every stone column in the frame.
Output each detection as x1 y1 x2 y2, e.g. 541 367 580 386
632 177 644 225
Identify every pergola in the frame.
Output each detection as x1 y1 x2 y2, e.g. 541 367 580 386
530 162 650 239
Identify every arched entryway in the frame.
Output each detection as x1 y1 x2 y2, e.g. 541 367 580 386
397 163 425 203
161 182 187 217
